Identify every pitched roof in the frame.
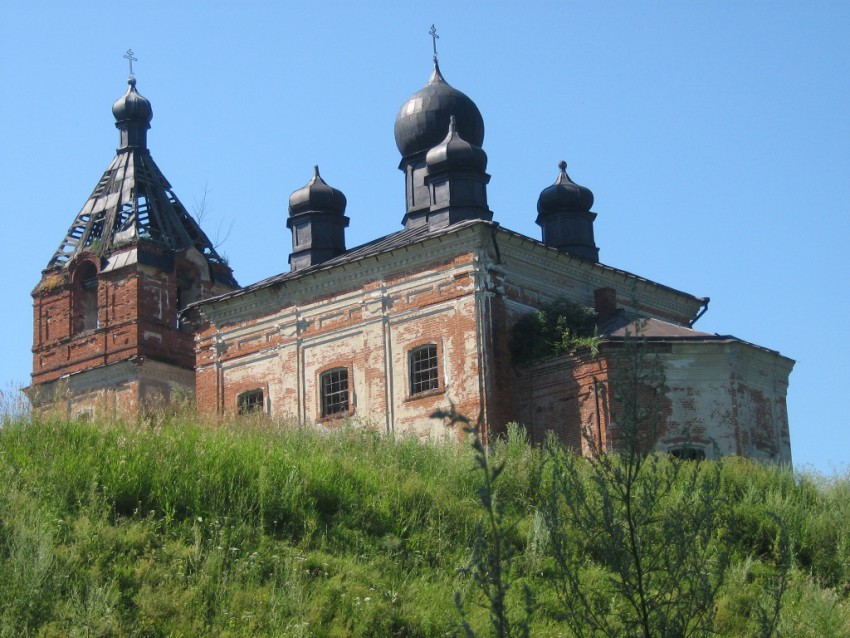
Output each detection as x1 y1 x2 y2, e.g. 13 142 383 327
601 312 714 339
600 311 787 357
188 218 705 313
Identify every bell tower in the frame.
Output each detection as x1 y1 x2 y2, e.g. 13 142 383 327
26 71 238 418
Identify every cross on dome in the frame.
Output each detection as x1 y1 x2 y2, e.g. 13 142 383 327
123 49 137 76
429 25 439 63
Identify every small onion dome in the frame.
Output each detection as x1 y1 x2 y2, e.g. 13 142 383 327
425 115 487 172
537 160 594 217
394 62 484 158
288 166 347 217
112 77 153 126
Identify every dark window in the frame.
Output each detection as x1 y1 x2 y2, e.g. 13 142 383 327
73 262 99 333
409 344 439 395
321 368 349 417
238 389 264 415
669 446 706 461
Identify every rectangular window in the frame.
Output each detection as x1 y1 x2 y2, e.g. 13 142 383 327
409 344 439 395
237 389 264 415
321 368 349 417
669 446 706 461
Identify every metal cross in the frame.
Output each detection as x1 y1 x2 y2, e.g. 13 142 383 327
429 25 439 63
124 49 137 76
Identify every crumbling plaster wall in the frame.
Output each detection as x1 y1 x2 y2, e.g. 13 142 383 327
29 244 230 416
192 223 792 461
26 359 194 420
195 236 490 440
509 341 792 462
477 230 705 436
661 341 792 463
490 235 704 326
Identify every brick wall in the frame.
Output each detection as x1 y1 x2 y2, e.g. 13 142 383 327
195 251 483 441
29 244 234 415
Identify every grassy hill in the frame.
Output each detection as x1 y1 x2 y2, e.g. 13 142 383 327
1 413 848 637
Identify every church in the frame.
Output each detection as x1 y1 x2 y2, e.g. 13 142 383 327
26 54 794 463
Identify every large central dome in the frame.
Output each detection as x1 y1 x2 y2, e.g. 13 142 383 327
394 62 484 158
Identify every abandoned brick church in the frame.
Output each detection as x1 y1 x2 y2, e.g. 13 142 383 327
27 59 794 463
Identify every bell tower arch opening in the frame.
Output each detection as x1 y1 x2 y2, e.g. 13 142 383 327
72 261 99 333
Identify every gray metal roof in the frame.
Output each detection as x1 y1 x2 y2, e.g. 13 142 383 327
188 218 706 312
599 311 788 357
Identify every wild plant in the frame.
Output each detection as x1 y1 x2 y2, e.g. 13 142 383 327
539 328 731 638
432 406 534 638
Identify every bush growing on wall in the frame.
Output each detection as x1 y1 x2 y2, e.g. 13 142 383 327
509 298 599 366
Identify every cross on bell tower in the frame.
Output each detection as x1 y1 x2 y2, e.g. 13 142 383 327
123 49 137 76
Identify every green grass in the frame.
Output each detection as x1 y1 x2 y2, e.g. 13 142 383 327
0 413 848 636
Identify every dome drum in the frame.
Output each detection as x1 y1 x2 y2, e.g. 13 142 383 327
286 167 349 271
423 116 492 230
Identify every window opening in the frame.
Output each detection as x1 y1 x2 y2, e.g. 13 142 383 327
73 262 99 333
321 368 349 417
176 266 202 330
669 446 706 461
237 389 264 415
409 344 439 395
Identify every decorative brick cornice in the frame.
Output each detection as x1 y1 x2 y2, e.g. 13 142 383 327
196 226 487 327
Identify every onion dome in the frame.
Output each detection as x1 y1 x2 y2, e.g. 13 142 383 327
288 166 347 216
286 166 349 271
536 160 599 261
394 62 484 158
537 160 594 217
425 115 487 172
112 77 153 126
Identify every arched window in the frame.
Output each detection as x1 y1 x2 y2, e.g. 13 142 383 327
409 344 439 396
238 389 265 415
72 262 98 333
320 368 349 417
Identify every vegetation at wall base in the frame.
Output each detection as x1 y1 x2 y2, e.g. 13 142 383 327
1 414 849 636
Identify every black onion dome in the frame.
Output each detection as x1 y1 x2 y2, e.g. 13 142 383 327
425 115 487 171
537 161 594 216
288 166 347 216
112 77 153 125
394 62 484 158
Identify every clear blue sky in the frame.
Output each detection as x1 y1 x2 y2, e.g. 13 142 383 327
2 2 848 473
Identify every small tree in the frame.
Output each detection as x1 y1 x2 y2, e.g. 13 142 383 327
540 328 730 638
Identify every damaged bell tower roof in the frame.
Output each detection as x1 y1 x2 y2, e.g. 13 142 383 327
46 75 232 282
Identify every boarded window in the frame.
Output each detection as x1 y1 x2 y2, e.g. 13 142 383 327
237 389 264 415
409 344 439 395
321 368 349 417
